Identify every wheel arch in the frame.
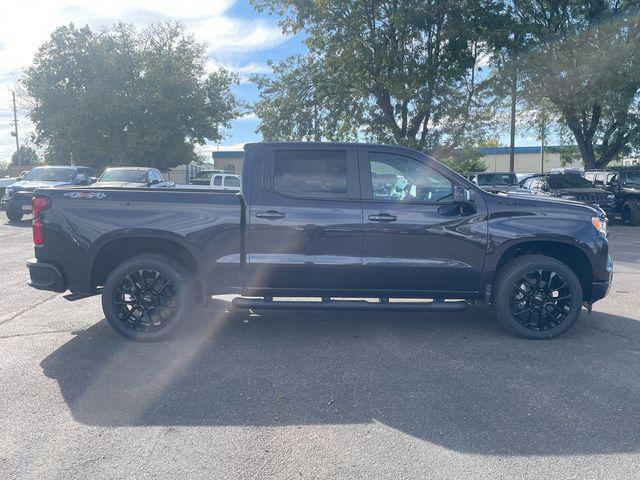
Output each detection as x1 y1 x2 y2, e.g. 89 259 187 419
490 240 593 301
89 231 201 293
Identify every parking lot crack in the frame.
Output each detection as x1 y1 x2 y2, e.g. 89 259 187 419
0 293 59 326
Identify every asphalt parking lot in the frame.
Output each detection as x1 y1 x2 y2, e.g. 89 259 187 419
1 218 639 479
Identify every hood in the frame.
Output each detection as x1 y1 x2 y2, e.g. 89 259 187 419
500 191 599 214
91 181 146 188
621 185 640 195
550 187 608 195
8 180 75 191
481 185 527 194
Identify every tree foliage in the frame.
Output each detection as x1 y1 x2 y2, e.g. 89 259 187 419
11 145 40 166
513 0 640 169
440 148 487 174
23 23 241 170
252 0 502 151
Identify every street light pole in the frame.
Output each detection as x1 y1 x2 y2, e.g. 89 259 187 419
12 91 20 166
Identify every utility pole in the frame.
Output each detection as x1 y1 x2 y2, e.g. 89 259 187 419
12 91 20 166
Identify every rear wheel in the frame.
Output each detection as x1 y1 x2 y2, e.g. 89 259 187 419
621 201 640 226
102 255 195 341
6 209 23 222
494 255 583 339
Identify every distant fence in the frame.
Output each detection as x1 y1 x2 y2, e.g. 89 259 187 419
162 165 204 185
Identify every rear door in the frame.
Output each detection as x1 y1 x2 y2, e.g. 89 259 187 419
359 147 488 295
246 146 362 293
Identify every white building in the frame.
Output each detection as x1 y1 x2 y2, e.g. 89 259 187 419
477 146 582 173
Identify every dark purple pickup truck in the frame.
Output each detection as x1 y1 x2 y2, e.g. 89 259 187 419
26 142 612 341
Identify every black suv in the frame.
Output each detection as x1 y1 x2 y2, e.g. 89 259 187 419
584 169 640 225
522 173 615 216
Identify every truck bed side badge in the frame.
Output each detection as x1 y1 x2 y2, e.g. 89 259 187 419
63 192 107 199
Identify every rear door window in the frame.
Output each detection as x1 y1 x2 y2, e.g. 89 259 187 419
213 175 223 186
270 150 350 199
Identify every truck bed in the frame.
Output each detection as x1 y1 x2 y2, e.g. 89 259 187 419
33 186 243 294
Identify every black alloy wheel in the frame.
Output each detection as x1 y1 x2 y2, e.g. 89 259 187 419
494 254 583 339
112 268 179 333
102 254 194 341
508 269 572 332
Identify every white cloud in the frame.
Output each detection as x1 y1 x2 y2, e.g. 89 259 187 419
0 0 286 161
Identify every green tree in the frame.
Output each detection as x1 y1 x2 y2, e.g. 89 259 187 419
251 0 503 151
440 148 487 174
513 1 640 169
23 23 241 170
11 145 40 166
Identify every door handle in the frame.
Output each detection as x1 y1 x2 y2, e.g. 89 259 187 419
255 210 286 220
368 213 397 223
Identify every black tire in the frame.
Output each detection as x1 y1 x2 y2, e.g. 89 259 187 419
6 209 23 222
621 201 640 226
102 254 196 341
494 254 583 339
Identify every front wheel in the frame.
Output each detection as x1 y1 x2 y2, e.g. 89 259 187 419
621 201 640 226
6 209 23 222
102 254 195 341
494 255 583 339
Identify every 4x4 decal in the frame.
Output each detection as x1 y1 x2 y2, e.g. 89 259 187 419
63 192 107 199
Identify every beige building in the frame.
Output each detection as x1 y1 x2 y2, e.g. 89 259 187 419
478 146 582 173
211 151 244 174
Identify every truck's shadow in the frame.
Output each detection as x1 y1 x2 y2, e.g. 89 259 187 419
41 302 640 456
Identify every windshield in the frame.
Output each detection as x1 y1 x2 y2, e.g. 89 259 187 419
621 170 640 186
547 174 593 189
99 169 148 183
24 168 76 182
477 173 518 186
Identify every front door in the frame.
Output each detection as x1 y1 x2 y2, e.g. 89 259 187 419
360 148 488 296
246 146 362 294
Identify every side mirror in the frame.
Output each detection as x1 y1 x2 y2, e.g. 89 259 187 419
90 177 98 184
150 179 160 185
453 185 473 203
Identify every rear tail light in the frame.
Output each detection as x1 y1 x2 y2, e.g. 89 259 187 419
32 196 51 245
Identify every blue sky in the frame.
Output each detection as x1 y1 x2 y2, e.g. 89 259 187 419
0 0 540 162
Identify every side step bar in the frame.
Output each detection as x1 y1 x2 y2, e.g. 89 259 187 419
231 297 468 312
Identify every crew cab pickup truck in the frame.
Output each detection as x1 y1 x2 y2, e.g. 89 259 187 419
26 142 612 341
2 165 94 222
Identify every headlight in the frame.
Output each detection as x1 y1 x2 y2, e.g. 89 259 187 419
561 194 576 200
607 194 615 202
592 216 607 237
4 187 14 198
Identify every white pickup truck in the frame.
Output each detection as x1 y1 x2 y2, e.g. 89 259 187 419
183 172 241 191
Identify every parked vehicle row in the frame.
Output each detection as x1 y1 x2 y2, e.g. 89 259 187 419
521 173 616 218
1 166 95 222
468 169 638 225
26 142 612 341
583 169 640 226
2 165 243 222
